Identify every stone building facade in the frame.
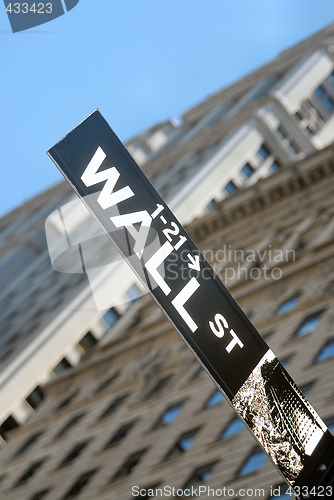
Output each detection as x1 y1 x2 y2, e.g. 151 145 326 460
0 141 334 499
2 24 334 436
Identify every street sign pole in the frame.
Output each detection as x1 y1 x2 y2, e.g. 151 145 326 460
48 110 334 499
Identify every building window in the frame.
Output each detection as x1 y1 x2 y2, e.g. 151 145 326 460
29 489 50 500
57 390 79 410
103 308 119 328
224 180 237 195
328 71 334 86
276 126 288 140
294 100 323 135
78 332 97 354
275 295 299 315
59 440 90 467
275 126 300 155
147 375 172 397
99 394 128 420
26 386 44 410
325 417 334 433
63 470 97 499
258 144 270 160
288 141 300 155
237 447 267 476
220 417 244 439
15 459 46 486
0 415 19 440
191 366 208 380
165 429 198 459
16 432 44 455
315 339 334 363
53 358 72 375
241 162 254 178
183 463 216 490
57 413 86 438
126 284 142 303
300 383 313 400
104 421 136 448
270 160 280 172
313 85 334 115
156 402 183 426
94 373 118 395
295 311 324 336
205 389 225 407
205 200 215 212
112 449 147 481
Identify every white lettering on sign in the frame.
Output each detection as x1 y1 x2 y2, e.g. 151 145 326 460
110 210 152 258
172 277 200 332
81 146 134 209
209 313 244 353
80 146 244 352
145 241 174 295
187 253 200 271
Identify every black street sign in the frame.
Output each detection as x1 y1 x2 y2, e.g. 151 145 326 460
48 110 334 498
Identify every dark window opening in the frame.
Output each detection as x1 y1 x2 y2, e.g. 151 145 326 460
276 295 299 315
57 413 85 438
183 463 216 490
295 311 324 336
29 489 50 500
57 390 79 410
59 441 90 467
258 144 270 159
205 389 225 407
300 383 313 400
53 358 72 375
224 180 237 195
99 394 128 420
103 308 119 328
270 160 280 172
63 470 97 499
16 432 44 455
78 332 97 354
315 339 334 363
156 402 183 426
325 416 334 433
237 447 267 476
241 162 254 178
112 449 147 481
105 421 135 448
165 429 198 459
220 418 244 439
15 459 45 486
0 415 19 440
26 386 44 410
94 373 118 394
147 375 172 398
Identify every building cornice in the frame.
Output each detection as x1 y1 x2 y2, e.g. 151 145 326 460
187 143 334 242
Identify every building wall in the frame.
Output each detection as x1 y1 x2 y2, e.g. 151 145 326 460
0 144 333 500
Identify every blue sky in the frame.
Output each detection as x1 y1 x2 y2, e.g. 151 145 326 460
1 1 334 216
